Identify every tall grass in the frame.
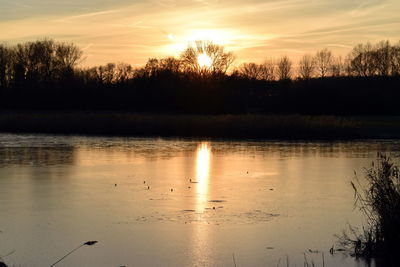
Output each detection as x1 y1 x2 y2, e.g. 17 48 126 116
338 153 400 263
0 112 361 139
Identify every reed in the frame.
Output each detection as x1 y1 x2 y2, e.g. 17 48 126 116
337 153 400 263
0 111 362 139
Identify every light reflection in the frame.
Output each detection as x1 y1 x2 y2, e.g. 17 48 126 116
195 142 211 211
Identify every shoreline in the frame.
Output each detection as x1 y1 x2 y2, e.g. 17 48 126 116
1 111 400 140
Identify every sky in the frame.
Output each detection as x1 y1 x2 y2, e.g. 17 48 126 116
1 0 400 67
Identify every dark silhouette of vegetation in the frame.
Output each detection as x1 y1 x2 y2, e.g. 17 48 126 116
299 54 315 79
0 112 364 139
180 40 235 75
314 48 333 78
337 154 400 266
0 38 400 117
276 56 293 80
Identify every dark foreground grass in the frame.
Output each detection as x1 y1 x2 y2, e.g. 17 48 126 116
337 153 400 266
1 111 400 139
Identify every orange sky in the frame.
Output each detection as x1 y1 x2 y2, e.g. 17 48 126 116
1 0 399 67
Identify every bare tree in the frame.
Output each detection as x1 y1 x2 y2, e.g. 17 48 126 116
343 55 354 76
180 41 235 74
96 63 116 84
276 56 292 80
114 63 134 83
238 62 264 80
391 42 400 76
260 59 276 81
143 58 159 77
298 54 315 79
54 42 83 79
17 39 55 83
0 45 13 88
349 43 375 77
314 48 333 77
330 56 344 77
158 57 181 73
372 40 392 76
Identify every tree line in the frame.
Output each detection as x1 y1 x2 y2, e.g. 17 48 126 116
238 40 400 80
0 39 399 114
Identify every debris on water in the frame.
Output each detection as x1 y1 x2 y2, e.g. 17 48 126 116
308 249 319 253
147 186 150 190
266 247 274 250
84 241 98 246
208 200 226 203
188 186 191 189
182 210 196 212
171 188 173 192
269 188 274 191
114 183 117 187
49 241 98 267
143 181 146 184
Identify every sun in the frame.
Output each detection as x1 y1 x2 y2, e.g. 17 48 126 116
197 53 212 68
162 28 237 56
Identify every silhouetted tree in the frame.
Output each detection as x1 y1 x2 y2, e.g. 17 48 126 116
158 57 182 73
114 63 134 83
2 38 400 115
391 42 400 76
139 57 181 78
277 56 292 80
0 45 12 88
299 54 315 79
330 56 344 77
314 48 333 77
374 40 393 76
349 43 375 77
261 59 276 81
180 41 235 75
54 42 83 80
238 62 264 80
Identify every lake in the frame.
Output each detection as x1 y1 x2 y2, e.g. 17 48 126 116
0 134 398 267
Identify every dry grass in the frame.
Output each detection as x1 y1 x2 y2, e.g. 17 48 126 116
0 112 361 139
337 153 400 264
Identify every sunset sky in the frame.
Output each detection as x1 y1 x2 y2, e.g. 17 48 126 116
1 0 400 67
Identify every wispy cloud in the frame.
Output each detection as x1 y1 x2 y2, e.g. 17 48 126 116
53 9 122 23
1 0 399 66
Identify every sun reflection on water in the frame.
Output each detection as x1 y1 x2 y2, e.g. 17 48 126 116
195 142 211 211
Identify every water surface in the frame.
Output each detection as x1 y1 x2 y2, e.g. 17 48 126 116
0 134 398 266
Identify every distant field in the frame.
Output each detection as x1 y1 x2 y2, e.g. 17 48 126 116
0 111 399 139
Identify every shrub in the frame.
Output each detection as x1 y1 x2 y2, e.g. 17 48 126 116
338 153 400 261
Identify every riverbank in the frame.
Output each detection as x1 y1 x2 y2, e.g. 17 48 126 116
0 112 399 139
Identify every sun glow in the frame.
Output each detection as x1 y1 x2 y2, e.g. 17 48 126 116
196 143 211 210
162 28 237 56
197 53 212 68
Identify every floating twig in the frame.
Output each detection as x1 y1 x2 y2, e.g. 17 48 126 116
50 241 98 267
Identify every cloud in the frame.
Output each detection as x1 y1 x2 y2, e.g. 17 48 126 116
53 9 122 23
1 0 399 66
